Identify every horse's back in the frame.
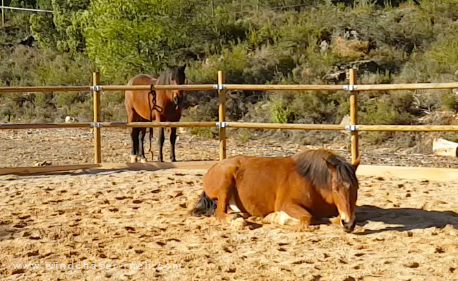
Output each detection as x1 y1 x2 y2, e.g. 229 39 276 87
204 155 300 217
125 74 157 101
236 156 299 213
127 74 157 86
204 155 294 186
125 74 158 120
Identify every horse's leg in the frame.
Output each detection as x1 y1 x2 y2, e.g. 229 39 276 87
263 211 300 226
214 189 230 222
170 127 177 162
274 202 313 226
126 108 137 163
329 216 343 225
157 127 165 162
130 128 139 163
213 180 238 223
149 128 154 161
138 128 147 163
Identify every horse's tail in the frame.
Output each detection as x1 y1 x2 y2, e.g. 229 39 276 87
191 192 217 217
148 85 155 155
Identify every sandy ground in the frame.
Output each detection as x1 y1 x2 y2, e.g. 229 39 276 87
1 128 458 280
1 128 458 168
0 168 458 281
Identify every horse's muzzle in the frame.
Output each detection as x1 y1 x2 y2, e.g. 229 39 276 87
341 219 356 233
173 96 181 110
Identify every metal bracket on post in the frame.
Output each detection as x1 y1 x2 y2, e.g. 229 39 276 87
90 85 103 92
90 122 103 128
213 84 226 90
343 85 357 91
216 122 228 129
345 125 359 132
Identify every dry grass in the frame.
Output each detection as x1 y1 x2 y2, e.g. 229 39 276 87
331 37 369 59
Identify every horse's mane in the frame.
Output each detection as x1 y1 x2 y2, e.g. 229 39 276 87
292 149 358 191
157 66 186 85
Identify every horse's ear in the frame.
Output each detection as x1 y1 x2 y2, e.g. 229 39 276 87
179 64 186 72
352 156 361 171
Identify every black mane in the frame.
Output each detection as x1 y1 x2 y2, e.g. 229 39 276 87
157 65 186 85
292 149 359 191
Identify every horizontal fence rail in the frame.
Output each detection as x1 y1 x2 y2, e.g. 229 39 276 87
223 84 345 91
0 85 216 92
100 85 216 91
354 83 458 91
0 122 347 130
0 86 92 93
0 6 53 13
1 69 457 174
2 82 458 93
3 122 458 132
356 125 458 132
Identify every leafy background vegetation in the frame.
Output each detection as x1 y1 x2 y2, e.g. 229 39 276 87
1 0 458 147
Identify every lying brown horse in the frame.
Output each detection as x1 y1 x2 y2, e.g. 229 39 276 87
124 65 186 163
192 149 360 232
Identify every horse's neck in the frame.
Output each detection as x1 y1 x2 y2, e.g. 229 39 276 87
155 75 174 98
314 185 335 205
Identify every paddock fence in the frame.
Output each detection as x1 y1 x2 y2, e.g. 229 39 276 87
2 69 458 175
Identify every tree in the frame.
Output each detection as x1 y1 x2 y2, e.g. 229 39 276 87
30 0 89 53
83 0 208 79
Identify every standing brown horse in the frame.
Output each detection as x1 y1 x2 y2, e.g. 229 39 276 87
191 149 361 232
124 65 186 163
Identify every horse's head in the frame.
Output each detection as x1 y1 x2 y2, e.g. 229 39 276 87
325 156 360 233
167 64 187 109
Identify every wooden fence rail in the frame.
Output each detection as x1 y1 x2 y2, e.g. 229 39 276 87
2 82 458 93
3 122 458 132
1 69 458 174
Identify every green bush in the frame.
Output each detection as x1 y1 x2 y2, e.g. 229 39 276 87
3 0 458 149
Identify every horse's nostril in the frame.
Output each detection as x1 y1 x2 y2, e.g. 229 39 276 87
341 220 356 233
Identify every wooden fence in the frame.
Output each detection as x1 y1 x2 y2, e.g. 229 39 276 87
2 69 458 174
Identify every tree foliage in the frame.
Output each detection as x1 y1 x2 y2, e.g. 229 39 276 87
30 0 89 53
3 0 458 148
83 0 213 78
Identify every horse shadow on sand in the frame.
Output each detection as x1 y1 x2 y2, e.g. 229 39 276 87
354 204 458 235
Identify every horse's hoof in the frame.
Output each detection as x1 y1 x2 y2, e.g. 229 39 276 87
262 212 278 224
231 217 247 230
130 155 137 163
329 216 341 225
263 211 301 226
215 212 231 223
140 158 147 163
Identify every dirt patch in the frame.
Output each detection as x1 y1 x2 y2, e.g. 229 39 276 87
1 128 458 169
0 169 457 280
